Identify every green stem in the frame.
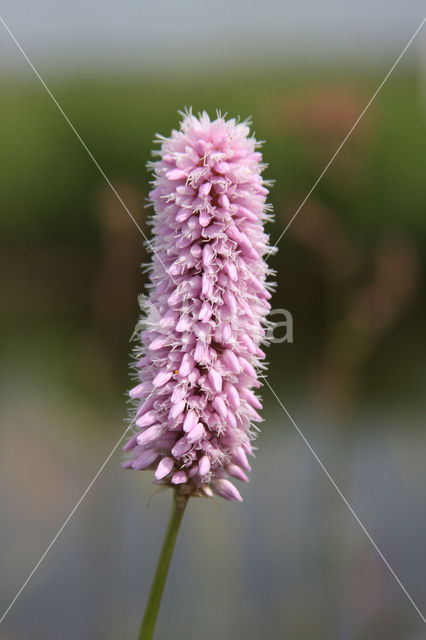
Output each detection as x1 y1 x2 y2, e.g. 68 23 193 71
137 490 188 640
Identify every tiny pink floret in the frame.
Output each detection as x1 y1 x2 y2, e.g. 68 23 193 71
124 110 275 501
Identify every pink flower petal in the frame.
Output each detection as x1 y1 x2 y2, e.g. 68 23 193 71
208 368 222 393
213 479 243 502
199 455 211 476
155 457 175 479
171 471 188 484
152 370 173 388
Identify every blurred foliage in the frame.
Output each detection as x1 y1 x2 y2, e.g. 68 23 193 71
0 70 425 241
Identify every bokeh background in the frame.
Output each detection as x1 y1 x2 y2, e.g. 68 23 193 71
1 2 425 639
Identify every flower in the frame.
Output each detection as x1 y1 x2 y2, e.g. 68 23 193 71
124 110 275 501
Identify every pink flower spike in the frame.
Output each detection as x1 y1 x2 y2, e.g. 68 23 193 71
124 110 276 501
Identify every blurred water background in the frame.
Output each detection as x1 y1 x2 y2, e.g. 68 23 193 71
0 2 425 638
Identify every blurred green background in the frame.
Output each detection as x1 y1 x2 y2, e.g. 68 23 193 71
1 3 426 639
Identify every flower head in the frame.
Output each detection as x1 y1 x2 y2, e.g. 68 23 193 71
124 110 275 501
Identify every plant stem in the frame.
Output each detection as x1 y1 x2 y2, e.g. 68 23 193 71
137 490 188 640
